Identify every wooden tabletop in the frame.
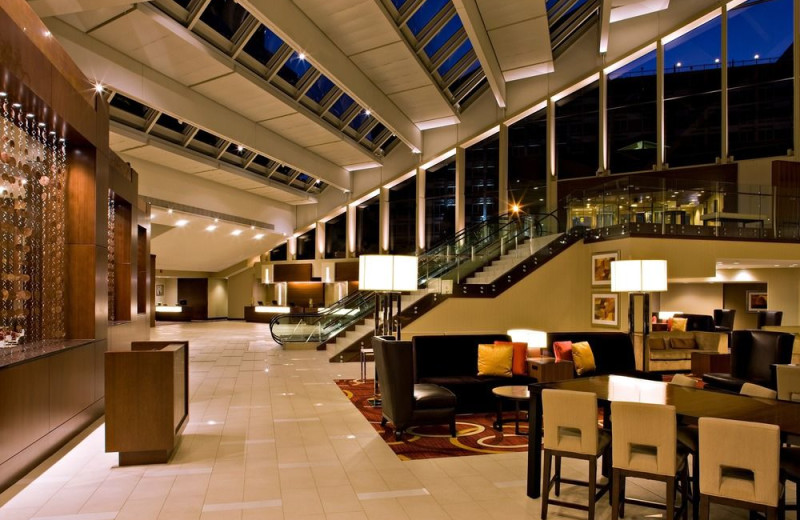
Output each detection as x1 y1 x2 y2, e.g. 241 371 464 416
492 385 530 401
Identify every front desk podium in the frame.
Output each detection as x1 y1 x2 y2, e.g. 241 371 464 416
105 341 189 465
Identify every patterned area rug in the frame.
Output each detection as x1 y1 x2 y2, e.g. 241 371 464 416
336 379 528 460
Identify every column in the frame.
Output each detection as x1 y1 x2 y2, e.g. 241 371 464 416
346 203 356 258
599 70 608 174
379 187 390 254
315 220 325 260
498 124 509 214
546 98 557 214
455 146 466 233
416 167 426 253
656 39 665 169
721 3 729 163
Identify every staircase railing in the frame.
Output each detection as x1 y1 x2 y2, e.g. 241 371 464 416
269 210 559 345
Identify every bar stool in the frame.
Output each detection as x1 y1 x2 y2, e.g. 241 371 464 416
669 374 700 519
541 389 610 520
610 401 689 520
740 382 778 399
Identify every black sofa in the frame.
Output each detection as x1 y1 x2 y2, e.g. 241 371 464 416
412 334 535 413
546 332 659 380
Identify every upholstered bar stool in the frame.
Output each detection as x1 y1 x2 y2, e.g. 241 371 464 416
698 417 783 520
777 365 800 511
777 364 800 402
669 374 700 519
541 389 610 520
610 401 689 520
740 382 778 399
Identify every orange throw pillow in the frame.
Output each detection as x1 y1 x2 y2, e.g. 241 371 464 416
553 341 573 362
495 341 528 376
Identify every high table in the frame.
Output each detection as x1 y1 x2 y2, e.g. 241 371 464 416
526 375 800 499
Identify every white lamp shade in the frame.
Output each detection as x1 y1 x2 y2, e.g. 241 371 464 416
358 255 418 291
611 259 668 293
507 329 547 349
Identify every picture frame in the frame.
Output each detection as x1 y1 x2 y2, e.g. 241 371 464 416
592 293 619 327
747 291 768 312
591 251 619 286
156 284 164 297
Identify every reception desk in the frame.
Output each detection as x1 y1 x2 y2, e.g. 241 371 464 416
155 305 192 322
244 305 291 323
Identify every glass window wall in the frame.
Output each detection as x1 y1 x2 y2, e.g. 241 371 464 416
555 82 599 179
296 228 316 260
325 213 347 259
389 176 417 254
508 108 547 215
465 133 499 227
425 157 456 250
356 196 380 255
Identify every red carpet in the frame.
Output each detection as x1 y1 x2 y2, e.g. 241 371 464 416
336 379 528 460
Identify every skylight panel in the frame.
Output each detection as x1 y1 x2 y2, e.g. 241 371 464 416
193 129 219 147
391 0 409 9
109 93 149 119
156 113 186 133
423 15 461 58
306 76 335 104
349 111 371 131
277 52 314 86
407 0 449 36
365 123 386 143
172 0 191 8
243 25 284 64
437 39 473 77
297 173 311 183
328 93 355 119
199 0 249 40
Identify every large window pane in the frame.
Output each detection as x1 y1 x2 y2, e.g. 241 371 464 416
389 176 416 254
555 82 599 179
425 157 456 249
356 196 380 255
608 51 657 173
296 228 316 260
728 0 794 160
664 16 721 167
509 108 547 214
325 213 347 259
270 243 287 261
465 133 499 226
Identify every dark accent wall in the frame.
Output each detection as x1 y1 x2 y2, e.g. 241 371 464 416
274 263 312 281
178 279 208 320
335 261 359 281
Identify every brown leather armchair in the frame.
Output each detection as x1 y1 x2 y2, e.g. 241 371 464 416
702 330 794 393
372 336 457 441
757 310 783 328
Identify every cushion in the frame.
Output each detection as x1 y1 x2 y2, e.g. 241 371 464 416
670 337 697 349
495 341 528 376
477 343 513 377
671 317 688 332
647 336 667 350
571 341 596 376
553 341 573 362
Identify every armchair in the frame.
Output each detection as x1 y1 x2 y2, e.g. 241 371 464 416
372 336 457 441
674 313 716 332
713 309 736 332
702 330 794 393
757 311 783 329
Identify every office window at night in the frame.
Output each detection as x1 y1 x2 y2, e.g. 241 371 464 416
270 242 287 261
728 0 794 160
508 108 547 215
356 195 380 255
608 50 657 173
555 81 599 179
465 133 499 227
325 212 347 259
389 176 416 254
296 228 316 260
425 156 456 250
664 16 721 167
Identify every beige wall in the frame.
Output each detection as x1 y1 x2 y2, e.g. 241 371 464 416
227 267 262 319
208 278 228 319
660 284 723 315
156 277 179 306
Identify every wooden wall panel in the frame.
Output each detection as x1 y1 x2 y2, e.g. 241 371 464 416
335 261 359 281
65 148 97 246
137 226 147 315
178 279 208 320
114 199 132 321
0 362 50 464
274 264 312 282
66 244 96 340
49 345 96 430
287 282 324 307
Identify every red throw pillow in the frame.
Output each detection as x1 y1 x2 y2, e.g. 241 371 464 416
553 341 573 362
495 341 528 376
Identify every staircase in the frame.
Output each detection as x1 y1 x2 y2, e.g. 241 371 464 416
465 234 561 284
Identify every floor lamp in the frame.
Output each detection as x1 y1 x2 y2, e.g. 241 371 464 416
611 260 668 346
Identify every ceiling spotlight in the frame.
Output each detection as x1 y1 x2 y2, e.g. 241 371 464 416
298 52 306 61
250 225 255 230
231 229 243 236
168 209 173 214
175 219 188 227
236 145 244 152
206 225 217 231
254 234 264 240
364 109 371 116
214 218 219 223
94 83 104 94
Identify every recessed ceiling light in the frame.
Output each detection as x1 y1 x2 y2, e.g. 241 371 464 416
94 83 104 93
214 218 219 223
231 229 242 236
206 225 217 231
175 219 188 227
254 234 264 240
168 209 173 214
298 52 306 61
236 145 244 152
364 109 371 116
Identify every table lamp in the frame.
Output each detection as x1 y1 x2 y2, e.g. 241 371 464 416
507 329 547 358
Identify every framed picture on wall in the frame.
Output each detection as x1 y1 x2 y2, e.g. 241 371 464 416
156 284 164 297
591 251 619 286
747 291 768 312
592 293 619 327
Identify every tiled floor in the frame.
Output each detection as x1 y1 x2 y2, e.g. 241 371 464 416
0 322 786 519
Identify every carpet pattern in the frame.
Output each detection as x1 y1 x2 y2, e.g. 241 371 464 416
336 379 528 460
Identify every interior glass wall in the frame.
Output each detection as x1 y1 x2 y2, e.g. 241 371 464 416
608 51 657 173
555 82 599 179
356 195 380 255
465 134 500 226
389 176 416 254
295 228 316 260
664 16 722 167
325 212 347 259
270 243 287 261
425 156 456 250
728 0 794 160
509 108 547 215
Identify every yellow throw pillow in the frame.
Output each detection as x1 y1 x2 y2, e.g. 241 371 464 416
571 341 596 376
671 317 688 332
477 343 513 377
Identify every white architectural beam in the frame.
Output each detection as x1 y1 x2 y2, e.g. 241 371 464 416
238 0 423 153
451 0 506 108
599 0 612 53
47 17 351 191
28 0 147 17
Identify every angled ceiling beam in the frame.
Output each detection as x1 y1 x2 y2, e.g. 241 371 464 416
28 0 149 17
451 0 506 108
110 122 318 203
47 17 351 191
238 0 424 153
599 0 612 53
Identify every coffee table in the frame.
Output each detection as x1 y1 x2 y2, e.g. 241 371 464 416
690 350 730 377
492 385 530 435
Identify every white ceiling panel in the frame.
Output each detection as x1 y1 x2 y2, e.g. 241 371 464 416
349 42 431 94
109 131 146 153
194 169 266 190
390 85 459 123
489 17 553 73
308 141 377 167
260 113 339 148
477 0 547 30
90 10 230 86
246 186 312 204
191 73 296 123
123 145 215 174
57 5 133 32
291 0 398 57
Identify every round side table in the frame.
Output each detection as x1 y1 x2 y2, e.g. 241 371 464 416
492 385 530 435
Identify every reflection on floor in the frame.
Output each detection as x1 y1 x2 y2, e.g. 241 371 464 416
0 322 785 519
